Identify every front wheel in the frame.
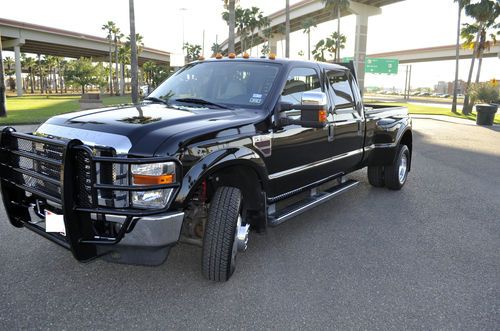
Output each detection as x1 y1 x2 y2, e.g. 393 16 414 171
384 144 410 190
201 186 250 282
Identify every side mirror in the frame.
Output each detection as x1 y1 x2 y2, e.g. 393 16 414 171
278 92 328 128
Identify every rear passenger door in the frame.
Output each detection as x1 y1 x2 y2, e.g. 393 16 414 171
325 69 365 172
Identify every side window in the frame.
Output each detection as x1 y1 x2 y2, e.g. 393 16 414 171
281 67 321 105
327 70 357 114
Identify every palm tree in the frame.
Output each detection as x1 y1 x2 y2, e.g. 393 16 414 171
0 34 6 117
129 0 139 105
302 18 317 60
247 7 265 55
312 32 346 62
22 54 36 94
322 0 350 60
223 0 238 54
452 0 470 113
285 0 290 58
112 26 123 96
118 44 130 94
462 0 499 114
3 57 14 77
102 21 117 95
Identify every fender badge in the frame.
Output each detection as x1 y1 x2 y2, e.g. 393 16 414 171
252 134 272 157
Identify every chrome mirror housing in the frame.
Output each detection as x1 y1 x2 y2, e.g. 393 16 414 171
301 91 327 107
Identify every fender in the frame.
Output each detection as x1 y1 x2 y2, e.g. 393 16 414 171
367 117 412 167
174 146 269 206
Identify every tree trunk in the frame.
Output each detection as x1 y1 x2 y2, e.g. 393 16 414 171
307 31 311 60
120 62 125 95
115 37 120 95
30 70 34 94
81 85 85 95
0 34 7 118
54 66 58 93
109 39 113 95
228 0 236 54
462 30 481 115
285 0 290 58
475 30 485 84
336 6 341 61
129 0 139 104
451 2 461 114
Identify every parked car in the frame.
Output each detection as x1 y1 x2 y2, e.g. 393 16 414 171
0 58 412 281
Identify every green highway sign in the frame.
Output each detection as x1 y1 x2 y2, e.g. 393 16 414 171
342 57 399 74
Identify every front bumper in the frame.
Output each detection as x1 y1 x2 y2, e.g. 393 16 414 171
0 127 183 265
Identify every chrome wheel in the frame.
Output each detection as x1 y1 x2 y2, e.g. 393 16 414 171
398 154 408 184
231 215 250 267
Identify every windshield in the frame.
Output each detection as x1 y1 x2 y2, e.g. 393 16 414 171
148 61 281 109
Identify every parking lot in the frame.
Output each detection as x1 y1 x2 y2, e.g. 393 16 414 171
0 118 499 330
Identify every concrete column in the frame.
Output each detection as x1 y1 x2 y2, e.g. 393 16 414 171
14 45 23 96
269 33 283 56
354 14 368 94
349 2 381 95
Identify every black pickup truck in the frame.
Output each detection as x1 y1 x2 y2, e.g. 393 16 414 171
0 57 412 281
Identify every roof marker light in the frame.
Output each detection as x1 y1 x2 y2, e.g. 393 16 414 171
228 53 236 59
215 53 223 59
198 56 205 61
242 53 250 59
269 53 276 60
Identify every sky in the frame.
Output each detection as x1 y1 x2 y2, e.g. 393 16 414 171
1 0 499 89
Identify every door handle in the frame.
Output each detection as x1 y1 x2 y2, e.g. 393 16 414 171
357 120 363 136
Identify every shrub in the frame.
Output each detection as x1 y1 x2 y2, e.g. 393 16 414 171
468 82 500 104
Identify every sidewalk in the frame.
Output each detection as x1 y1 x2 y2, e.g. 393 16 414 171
411 114 500 128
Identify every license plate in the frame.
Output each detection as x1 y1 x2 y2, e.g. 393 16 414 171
45 210 66 236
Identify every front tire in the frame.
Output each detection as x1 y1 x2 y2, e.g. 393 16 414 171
202 186 247 282
384 144 410 190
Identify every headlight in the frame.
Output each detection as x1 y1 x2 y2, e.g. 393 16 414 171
131 162 176 209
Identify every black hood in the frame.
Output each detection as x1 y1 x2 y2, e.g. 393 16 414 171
37 103 265 156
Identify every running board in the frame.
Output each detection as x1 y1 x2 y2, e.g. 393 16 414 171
267 179 359 227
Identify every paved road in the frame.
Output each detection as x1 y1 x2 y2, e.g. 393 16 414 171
1 119 499 330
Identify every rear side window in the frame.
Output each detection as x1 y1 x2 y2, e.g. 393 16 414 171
281 67 321 104
327 70 356 112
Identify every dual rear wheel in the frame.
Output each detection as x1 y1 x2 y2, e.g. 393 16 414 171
368 144 410 190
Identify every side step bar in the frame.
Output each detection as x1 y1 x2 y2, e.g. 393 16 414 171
267 179 359 227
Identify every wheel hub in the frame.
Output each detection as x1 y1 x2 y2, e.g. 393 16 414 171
398 154 408 184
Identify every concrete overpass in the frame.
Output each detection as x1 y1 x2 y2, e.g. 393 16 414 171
368 44 500 63
220 0 404 91
0 18 171 96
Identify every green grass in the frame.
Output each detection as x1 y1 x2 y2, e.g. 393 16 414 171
0 95 132 125
1 95 498 125
366 101 500 125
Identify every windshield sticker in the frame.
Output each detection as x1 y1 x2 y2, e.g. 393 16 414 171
249 97 262 104
252 93 263 98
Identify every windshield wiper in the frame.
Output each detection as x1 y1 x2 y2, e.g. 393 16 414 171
143 96 169 105
174 98 232 110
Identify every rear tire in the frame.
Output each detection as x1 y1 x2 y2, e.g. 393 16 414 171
202 186 243 282
384 145 410 190
368 166 385 187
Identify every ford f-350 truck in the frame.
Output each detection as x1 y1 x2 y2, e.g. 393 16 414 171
0 57 412 281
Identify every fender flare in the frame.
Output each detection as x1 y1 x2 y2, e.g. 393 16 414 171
174 147 269 206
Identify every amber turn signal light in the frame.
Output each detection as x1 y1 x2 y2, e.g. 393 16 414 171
132 174 175 185
318 109 328 123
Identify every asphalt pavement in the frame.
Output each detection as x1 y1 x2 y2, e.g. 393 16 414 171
0 119 499 330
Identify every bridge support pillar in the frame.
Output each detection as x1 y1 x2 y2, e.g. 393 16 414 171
269 33 283 57
349 2 381 94
14 45 23 97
